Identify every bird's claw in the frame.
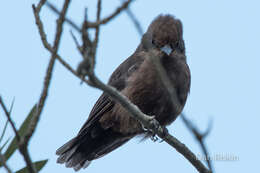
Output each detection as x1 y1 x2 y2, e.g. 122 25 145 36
150 134 159 142
159 139 164 143
141 123 150 132
141 116 166 143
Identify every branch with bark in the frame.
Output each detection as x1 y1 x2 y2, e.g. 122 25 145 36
0 0 71 173
0 96 37 173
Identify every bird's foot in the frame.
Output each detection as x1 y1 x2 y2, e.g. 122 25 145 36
141 123 151 133
141 115 156 132
150 133 159 142
141 115 168 143
146 116 161 142
147 116 169 143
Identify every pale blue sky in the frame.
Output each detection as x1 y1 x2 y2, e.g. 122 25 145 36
1 0 259 173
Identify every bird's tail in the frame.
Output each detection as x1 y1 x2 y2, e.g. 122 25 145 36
56 125 132 171
56 138 91 171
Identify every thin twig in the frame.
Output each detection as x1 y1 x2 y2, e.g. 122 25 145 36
25 0 71 146
0 98 14 173
119 0 143 36
0 121 8 144
0 151 12 173
86 0 132 28
181 114 214 172
46 1 81 32
92 0 102 67
46 0 133 32
0 97 20 142
70 30 82 53
32 3 52 51
35 0 47 12
81 8 92 63
0 96 36 173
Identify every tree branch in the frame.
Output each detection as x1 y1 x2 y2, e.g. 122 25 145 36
119 0 143 36
24 0 71 146
0 96 36 173
181 114 214 172
46 1 81 33
0 119 12 173
0 151 12 173
0 1 72 172
46 0 133 33
0 97 20 142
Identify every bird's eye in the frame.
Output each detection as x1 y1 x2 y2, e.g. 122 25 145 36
151 39 160 49
152 39 156 46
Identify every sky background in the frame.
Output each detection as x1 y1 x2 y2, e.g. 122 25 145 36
1 0 260 172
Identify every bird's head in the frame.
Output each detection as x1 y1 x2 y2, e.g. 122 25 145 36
143 15 185 55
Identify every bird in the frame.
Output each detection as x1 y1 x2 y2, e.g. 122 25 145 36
56 14 191 171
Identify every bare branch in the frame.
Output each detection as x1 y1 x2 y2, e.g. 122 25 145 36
35 0 47 12
0 151 12 173
0 99 13 173
0 96 36 173
46 0 133 32
33 6 79 82
25 0 71 146
0 97 20 142
70 30 82 53
119 0 143 36
46 1 81 33
86 0 133 28
33 1 51 49
181 114 214 172
0 1 72 172
92 0 102 65
0 121 8 144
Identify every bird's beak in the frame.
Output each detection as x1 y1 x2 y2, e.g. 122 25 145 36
160 44 173 56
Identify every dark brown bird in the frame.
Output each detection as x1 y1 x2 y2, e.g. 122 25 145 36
56 14 191 171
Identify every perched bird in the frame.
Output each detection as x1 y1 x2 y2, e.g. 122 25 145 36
56 14 191 171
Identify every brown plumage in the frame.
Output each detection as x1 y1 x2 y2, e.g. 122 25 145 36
56 14 191 171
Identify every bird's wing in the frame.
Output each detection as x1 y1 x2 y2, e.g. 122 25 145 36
56 52 145 170
77 93 114 135
77 52 146 135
